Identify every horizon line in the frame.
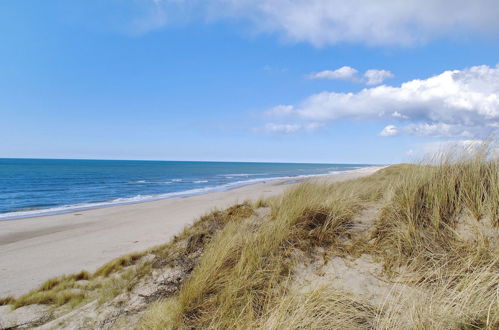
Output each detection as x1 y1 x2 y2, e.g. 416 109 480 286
0 157 384 166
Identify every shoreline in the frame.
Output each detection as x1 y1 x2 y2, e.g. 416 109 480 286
0 167 378 221
0 166 383 297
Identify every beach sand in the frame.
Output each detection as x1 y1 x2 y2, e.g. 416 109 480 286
0 167 383 298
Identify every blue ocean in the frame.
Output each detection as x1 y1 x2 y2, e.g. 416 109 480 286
0 159 373 220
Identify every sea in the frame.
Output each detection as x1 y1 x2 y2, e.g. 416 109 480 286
0 159 375 220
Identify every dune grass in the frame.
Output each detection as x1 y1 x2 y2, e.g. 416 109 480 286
138 166 404 329
371 148 498 278
139 144 498 329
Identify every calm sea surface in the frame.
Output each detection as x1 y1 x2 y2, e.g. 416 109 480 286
0 159 374 220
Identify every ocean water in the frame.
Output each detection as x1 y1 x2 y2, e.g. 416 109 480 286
0 159 373 220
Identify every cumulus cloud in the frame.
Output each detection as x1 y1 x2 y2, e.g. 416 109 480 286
379 125 398 136
308 66 359 81
150 0 499 46
308 67 393 85
272 64 499 138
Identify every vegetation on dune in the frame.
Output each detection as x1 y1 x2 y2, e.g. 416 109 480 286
2 143 498 329
372 149 498 276
140 144 498 329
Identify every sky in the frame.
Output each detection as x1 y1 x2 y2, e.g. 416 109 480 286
1 0 498 164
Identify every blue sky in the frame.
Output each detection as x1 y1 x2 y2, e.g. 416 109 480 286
1 1 498 164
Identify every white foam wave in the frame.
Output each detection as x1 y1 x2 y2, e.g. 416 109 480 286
131 180 173 184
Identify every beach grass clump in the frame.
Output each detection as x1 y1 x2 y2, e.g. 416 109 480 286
93 251 146 278
139 181 369 329
6 251 153 309
13 290 86 309
141 214 289 328
0 296 16 306
10 271 90 309
370 144 498 277
271 182 362 256
36 271 91 292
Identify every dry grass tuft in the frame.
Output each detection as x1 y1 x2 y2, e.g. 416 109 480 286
370 145 498 278
13 288 86 309
93 252 145 277
11 271 92 308
138 181 371 329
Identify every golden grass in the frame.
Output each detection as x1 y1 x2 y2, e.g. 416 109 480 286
138 173 390 329
139 143 498 329
93 252 145 277
370 146 498 279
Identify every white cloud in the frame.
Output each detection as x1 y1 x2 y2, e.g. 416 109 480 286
379 125 398 136
364 69 394 85
308 66 358 81
151 0 499 46
291 64 499 138
263 122 323 133
308 67 393 85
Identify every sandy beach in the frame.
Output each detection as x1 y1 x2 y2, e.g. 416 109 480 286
0 167 382 298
